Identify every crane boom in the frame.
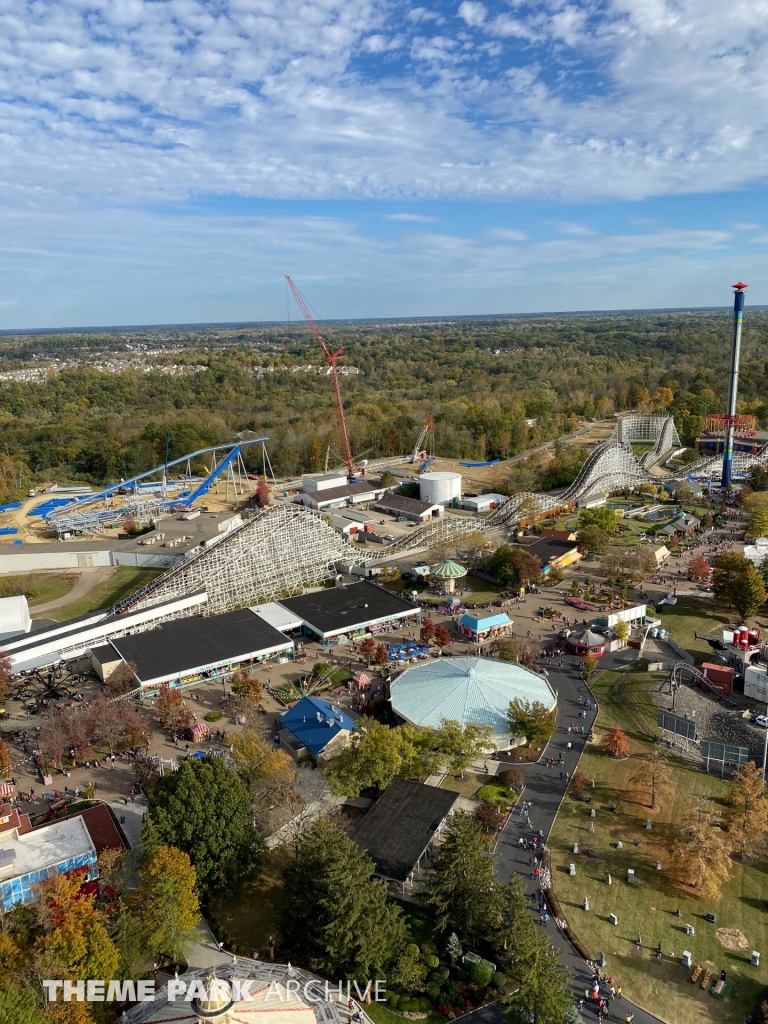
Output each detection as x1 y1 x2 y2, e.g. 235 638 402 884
410 412 434 462
285 275 355 479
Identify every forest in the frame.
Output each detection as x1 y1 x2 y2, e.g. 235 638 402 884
1 307 768 500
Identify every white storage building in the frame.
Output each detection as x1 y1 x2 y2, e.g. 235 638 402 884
0 596 31 643
462 493 507 513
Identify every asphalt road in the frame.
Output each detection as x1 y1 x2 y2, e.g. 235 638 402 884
491 649 664 1024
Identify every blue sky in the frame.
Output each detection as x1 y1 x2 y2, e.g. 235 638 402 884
2 0 768 328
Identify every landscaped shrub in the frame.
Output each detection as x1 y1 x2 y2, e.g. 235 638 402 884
417 997 432 1013
204 711 223 722
471 961 494 988
490 972 507 989
386 993 399 1008
476 782 512 805
424 954 440 969
398 997 413 1013
425 983 441 1002
420 940 438 957
436 967 450 983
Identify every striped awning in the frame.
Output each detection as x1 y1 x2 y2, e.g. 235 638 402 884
0 783 15 797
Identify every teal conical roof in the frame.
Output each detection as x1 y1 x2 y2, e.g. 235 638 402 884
428 558 468 579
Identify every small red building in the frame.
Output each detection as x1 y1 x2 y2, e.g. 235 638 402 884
567 628 609 658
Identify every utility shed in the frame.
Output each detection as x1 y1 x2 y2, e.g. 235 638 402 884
352 779 458 885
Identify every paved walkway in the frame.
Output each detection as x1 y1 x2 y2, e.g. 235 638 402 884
29 566 114 614
493 649 663 1024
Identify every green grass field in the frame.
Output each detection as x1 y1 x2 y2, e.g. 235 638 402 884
45 566 163 620
0 572 78 606
549 666 768 1024
655 596 734 666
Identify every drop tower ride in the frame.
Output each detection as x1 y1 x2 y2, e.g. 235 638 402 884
721 281 749 490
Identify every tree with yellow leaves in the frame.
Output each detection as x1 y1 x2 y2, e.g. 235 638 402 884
133 846 200 962
672 796 731 897
231 728 295 789
35 874 119 1024
729 760 768 862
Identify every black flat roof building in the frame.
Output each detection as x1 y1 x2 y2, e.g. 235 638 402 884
352 779 458 883
110 608 293 688
278 580 419 640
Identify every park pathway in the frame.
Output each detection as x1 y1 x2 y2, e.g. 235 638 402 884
491 649 663 1024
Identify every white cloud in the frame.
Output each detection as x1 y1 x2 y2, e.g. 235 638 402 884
4 0 768 211
458 2 487 27
386 212 436 221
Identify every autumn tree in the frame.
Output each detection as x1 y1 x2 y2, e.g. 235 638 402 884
491 637 523 663
103 660 137 697
359 635 377 659
0 740 12 777
487 546 541 587
507 699 556 746
89 696 125 754
230 671 263 702
433 624 452 649
232 728 295 790
672 796 731 897
133 846 200 961
153 682 193 738
582 655 598 681
603 725 629 758
0 651 12 702
476 802 505 831
35 875 119 1024
373 643 389 667
419 620 436 645
569 771 589 798
688 554 711 580
613 620 629 642
39 714 69 772
713 552 767 620
254 478 271 507
729 760 768 862
630 744 673 810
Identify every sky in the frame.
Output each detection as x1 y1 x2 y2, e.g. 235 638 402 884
2 0 768 328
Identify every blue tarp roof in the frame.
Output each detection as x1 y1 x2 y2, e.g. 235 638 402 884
458 612 512 632
280 696 355 755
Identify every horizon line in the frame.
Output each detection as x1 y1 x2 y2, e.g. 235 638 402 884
2 303 765 337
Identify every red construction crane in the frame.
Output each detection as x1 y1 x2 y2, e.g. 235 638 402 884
285 276 355 479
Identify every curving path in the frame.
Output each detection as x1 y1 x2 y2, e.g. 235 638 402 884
491 649 663 1024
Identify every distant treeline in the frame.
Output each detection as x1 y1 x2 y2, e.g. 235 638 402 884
0 309 767 498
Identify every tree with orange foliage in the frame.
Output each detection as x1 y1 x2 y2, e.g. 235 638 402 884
359 635 376 661
0 650 11 702
603 725 629 758
0 740 12 777
373 643 389 667
35 874 119 1024
153 682 193 738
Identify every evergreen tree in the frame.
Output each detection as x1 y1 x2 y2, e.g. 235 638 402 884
423 813 500 942
0 984 48 1024
501 927 570 1024
281 816 407 979
148 756 263 896
445 933 462 965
